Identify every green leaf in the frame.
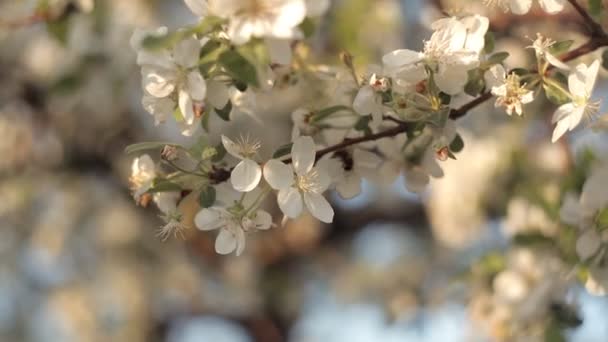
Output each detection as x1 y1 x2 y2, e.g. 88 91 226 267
201 146 218 160
272 143 293 158
464 69 485 96
449 134 465 153
589 0 602 16
484 31 495 54
299 17 316 38
311 105 351 122
47 18 70 45
149 179 182 193
219 50 259 87
597 207 608 229
125 142 178 154
543 81 571 105
487 52 510 65
511 68 530 76
51 73 84 95
199 186 216 208
548 40 574 55
211 143 227 162
215 100 232 121
173 107 185 122
354 115 371 131
602 49 608 71
199 39 222 59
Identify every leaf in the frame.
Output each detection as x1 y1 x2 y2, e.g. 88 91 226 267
125 142 178 154
199 186 216 208
299 17 316 38
199 39 222 59
311 105 351 122
47 17 70 45
51 72 84 95
464 69 485 96
602 49 608 71
511 68 530 76
484 31 495 54
211 143 227 162
219 50 259 87
214 100 232 121
201 146 218 160
272 143 293 158
354 115 371 131
149 179 182 193
589 0 602 16
449 134 465 153
543 81 571 105
548 40 574 55
487 52 510 65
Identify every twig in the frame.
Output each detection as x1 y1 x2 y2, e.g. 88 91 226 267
566 0 605 37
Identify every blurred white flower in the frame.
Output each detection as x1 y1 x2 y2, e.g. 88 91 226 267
130 154 156 201
484 0 565 14
195 207 272 256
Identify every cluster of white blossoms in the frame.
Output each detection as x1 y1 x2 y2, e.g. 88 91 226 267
484 0 565 14
127 0 608 275
560 164 608 295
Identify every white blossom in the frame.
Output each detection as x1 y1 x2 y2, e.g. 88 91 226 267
552 60 601 143
222 135 263 192
132 31 207 136
263 136 334 223
528 33 570 70
485 64 534 116
130 154 156 201
383 15 488 95
484 0 565 14
319 148 382 199
195 207 272 256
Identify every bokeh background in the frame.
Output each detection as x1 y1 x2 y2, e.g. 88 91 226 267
2 0 608 341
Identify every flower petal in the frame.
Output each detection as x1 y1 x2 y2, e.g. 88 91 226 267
266 38 292 65
207 80 230 109
178 89 195 125
382 49 423 68
184 0 208 16
336 174 362 199
292 136 316 176
252 210 273 230
186 71 207 101
510 0 532 15
231 159 262 192
303 192 334 223
353 86 377 116
538 0 565 14
173 36 201 69
221 135 243 159
277 187 303 218
263 159 293 190
142 66 176 98
195 208 224 231
215 228 238 255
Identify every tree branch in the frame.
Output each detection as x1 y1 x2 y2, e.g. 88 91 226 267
566 0 605 37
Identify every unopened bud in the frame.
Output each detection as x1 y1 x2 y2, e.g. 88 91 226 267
193 102 205 119
435 146 450 161
137 193 153 208
340 51 354 69
369 74 390 92
415 80 427 94
161 145 179 161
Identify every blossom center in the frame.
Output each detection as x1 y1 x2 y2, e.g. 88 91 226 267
296 170 321 193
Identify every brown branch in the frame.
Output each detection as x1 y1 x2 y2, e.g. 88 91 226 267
566 0 605 37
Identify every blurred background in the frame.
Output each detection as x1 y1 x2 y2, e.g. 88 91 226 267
2 0 608 341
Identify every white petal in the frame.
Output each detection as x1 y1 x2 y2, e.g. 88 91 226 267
173 36 201 69
206 80 230 108
263 159 294 190
353 149 382 171
303 192 334 223
292 136 316 176
551 102 576 123
510 0 533 15
273 0 307 34
551 118 571 143
142 95 175 125
184 0 208 17
221 135 244 159
484 64 506 89
461 15 489 53
266 38 292 65
142 66 176 98
215 228 238 255
195 208 224 231
585 60 601 95
353 86 377 116
186 71 207 101
435 66 468 95
576 230 601 260
228 18 254 45
404 168 430 193
538 0 565 13
277 187 303 218
231 159 262 192
382 49 423 68
252 210 273 230
178 89 195 125
546 53 569 70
